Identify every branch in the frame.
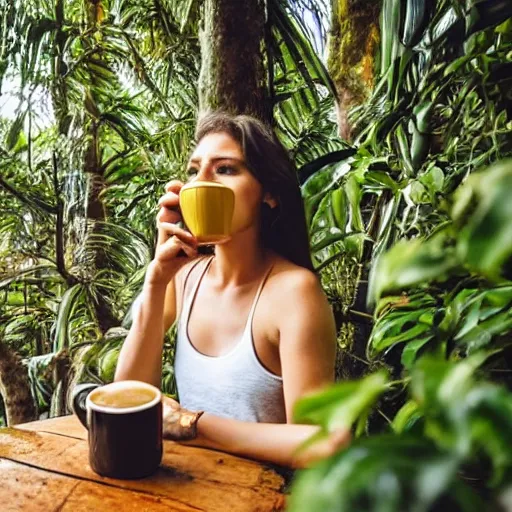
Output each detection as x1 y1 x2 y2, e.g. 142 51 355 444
118 190 154 216
0 175 57 214
99 148 132 173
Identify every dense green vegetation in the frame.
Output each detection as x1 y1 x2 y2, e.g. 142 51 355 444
290 0 512 509
1 0 512 509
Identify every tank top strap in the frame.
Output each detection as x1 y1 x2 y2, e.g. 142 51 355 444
181 256 214 323
243 263 274 336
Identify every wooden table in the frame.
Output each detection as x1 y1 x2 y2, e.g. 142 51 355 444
0 415 286 511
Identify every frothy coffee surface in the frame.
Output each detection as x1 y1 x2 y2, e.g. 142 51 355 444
91 386 156 409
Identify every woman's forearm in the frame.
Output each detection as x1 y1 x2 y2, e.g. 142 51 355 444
115 283 168 387
183 414 348 468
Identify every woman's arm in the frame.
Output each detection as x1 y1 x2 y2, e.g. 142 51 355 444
278 269 337 421
115 180 198 386
114 281 172 387
184 413 349 469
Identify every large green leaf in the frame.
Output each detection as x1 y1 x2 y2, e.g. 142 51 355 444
369 230 461 303
392 399 422 433
53 285 84 352
369 302 437 357
402 0 433 48
453 159 512 279
293 371 389 433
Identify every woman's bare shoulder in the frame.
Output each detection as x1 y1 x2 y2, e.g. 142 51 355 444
269 256 319 286
265 256 335 344
267 256 325 305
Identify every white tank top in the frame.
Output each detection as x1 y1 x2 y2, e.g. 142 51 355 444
174 257 286 423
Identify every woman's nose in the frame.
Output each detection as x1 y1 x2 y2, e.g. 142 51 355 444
194 167 215 182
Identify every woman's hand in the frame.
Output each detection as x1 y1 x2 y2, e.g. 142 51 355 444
291 429 350 468
162 395 204 441
146 180 198 287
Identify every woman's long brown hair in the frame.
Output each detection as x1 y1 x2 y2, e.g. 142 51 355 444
195 112 314 271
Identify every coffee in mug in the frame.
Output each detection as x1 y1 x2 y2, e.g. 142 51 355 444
91 386 156 409
179 181 235 245
72 380 162 479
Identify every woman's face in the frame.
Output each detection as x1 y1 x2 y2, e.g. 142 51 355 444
185 132 264 237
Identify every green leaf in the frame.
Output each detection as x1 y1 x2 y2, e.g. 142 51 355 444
270 0 336 98
178 0 199 33
364 170 400 192
443 54 472 76
395 122 414 176
310 228 346 253
420 165 445 196
412 352 495 410
371 310 433 355
344 232 369 260
401 334 435 368
407 180 429 204
330 187 347 229
302 157 355 224
411 354 512 485
456 309 512 352
439 288 479 336
392 400 422 433
380 0 403 76
293 371 389 433
369 230 461 302
402 0 432 48
455 159 512 279
6 112 26 150
345 175 364 233
98 345 122 383
53 285 84 352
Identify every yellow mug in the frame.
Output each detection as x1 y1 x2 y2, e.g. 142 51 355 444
179 181 235 245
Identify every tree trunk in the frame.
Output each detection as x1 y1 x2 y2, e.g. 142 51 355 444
0 342 37 425
84 120 107 222
49 351 72 417
328 0 381 141
81 1 116 333
198 0 269 121
83 120 117 333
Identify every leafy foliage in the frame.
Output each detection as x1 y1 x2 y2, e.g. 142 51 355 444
291 0 512 510
289 355 512 512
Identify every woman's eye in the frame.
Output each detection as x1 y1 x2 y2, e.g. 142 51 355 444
186 167 199 177
216 165 236 175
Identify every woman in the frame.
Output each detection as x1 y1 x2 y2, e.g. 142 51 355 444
115 112 349 468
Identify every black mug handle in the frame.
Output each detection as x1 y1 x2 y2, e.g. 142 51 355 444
71 383 100 429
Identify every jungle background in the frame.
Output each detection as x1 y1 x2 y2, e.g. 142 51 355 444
1 0 512 509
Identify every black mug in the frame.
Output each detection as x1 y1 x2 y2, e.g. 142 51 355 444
72 380 163 479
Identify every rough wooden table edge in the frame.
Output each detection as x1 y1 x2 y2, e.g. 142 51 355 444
1 416 288 512
1 458 204 512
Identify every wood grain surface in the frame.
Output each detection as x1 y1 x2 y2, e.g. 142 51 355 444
0 415 286 512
